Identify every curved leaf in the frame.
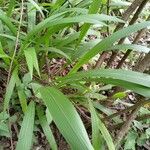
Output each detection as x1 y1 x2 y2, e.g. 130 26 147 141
24 13 123 47
39 87 94 150
70 21 150 74
57 69 150 97
58 69 150 88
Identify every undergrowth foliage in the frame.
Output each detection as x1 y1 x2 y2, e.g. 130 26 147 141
0 0 150 150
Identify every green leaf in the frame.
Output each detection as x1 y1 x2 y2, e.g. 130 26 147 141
74 43 150 60
28 0 45 18
58 69 150 88
0 112 9 121
110 44 150 53
37 106 57 150
89 100 115 150
39 87 94 150
112 92 126 99
24 47 40 79
55 32 80 48
46 108 53 124
124 131 138 150
110 0 131 7
23 11 66 46
16 101 35 150
70 21 150 73
53 0 65 7
57 69 150 97
0 122 10 137
0 54 11 59
88 100 103 150
23 13 123 48
98 78 150 97
4 68 19 111
15 76 28 114
93 102 121 123
78 0 102 43
17 88 28 113
0 10 17 35
41 47 71 61
27 1 36 32
7 0 16 17
0 33 16 41
72 39 100 60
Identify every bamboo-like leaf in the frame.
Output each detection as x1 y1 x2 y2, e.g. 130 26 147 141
0 10 17 35
4 68 19 111
24 47 40 79
53 0 65 8
14 72 28 113
57 69 150 97
0 122 10 137
39 87 94 150
23 12 66 43
0 54 11 59
17 89 28 113
7 0 16 17
54 32 80 47
78 0 103 44
88 99 103 150
23 13 123 47
58 69 150 88
70 21 150 73
89 100 115 150
40 47 71 61
110 44 150 53
72 42 150 60
16 101 35 150
99 78 150 98
0 33 16 41
27 2 36 32
28 0 45 18
37 106 57 150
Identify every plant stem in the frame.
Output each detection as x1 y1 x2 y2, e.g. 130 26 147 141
6 1 24 150
6 0 24 85
103 100 149 121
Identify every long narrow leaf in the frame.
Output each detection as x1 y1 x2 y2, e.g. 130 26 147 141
24 47 40 79
0 10 17 35
58 69 150 88
4 68 19 111
39 87 94 150
16 101 35 150
78 0 107 43
88 99 103 150
28 0 45 18
89 100 115 150
37 106 57 150
70 21 150 73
